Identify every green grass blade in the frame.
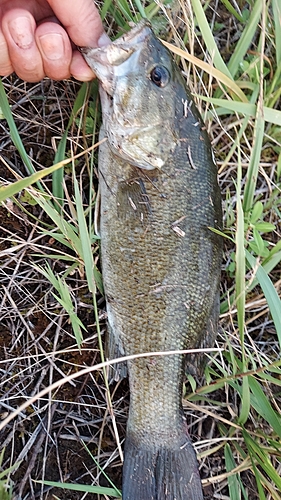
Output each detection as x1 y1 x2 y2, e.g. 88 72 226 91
239 376 250 426
201 97 256 117
73 175 95 294
0 161 64 202
0 483 13 500
202 96 281 127
263 246 281 269
244 430 281 489
0 78 42 190
190 0 232 78
100 0 111 20
35 480 121 497
73 177 111 418
246 250 281 348
227 1 262 78
243 99 265 214
133 0 146 19
272 0 281 66
36 264 85 347
32 193 83 256
52 129 68 210
250 460 267 500
224 443 242 500
81 441 122 495
264 106 281 126
248 377 281 439
235 151 246 343
54 293 85 347
220 0 244 23
114 0 134 23
0 130 100 208
235 147 249 431
221 244 281 316
52 82 90 210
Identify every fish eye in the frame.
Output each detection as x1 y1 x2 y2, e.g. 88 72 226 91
150 66 170 87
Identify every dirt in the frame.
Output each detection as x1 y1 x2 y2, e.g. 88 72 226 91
1 4 279 497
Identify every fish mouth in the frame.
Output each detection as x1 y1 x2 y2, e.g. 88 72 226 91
80 20 176 170
79 20 152 95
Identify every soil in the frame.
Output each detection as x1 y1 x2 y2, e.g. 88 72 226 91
1 3 280 498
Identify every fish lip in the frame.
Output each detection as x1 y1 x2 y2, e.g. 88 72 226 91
79 20 152 94
79 19 151 53
78 19 152 60
110 19 151 45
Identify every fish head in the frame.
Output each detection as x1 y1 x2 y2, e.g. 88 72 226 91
81 20 182 170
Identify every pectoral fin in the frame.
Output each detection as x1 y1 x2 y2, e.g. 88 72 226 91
116 177 151 223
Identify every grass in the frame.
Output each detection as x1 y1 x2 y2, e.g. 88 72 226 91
0 0 281 498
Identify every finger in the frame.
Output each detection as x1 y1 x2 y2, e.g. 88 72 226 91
1 8 44 82
35 20 72 80
46 0 110 47
70 50 96 81
0 29 13 76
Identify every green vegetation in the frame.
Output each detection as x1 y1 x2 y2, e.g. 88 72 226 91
0 0 280 498
0 449 17 500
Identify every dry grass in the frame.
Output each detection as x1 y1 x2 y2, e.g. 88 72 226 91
1 0 281 499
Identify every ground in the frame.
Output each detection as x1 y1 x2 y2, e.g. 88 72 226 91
0 1 281 499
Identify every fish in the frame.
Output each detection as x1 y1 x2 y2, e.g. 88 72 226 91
81 19 223 500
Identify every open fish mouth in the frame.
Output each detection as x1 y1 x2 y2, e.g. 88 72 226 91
80 20 152 95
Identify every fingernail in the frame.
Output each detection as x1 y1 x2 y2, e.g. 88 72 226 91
98 33 111 48
38 33 64 60
8 17 33 49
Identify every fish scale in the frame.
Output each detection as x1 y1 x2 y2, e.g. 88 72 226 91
81 19 223 500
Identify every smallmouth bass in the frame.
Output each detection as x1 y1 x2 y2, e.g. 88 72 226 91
81 20 223 500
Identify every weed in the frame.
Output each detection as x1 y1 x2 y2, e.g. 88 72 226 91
0 0 280 498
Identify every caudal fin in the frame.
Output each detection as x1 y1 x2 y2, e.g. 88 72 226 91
122 435 204 500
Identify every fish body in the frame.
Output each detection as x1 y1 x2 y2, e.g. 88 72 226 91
81 20 222 500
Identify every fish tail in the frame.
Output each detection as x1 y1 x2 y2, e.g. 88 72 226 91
122 433 204 500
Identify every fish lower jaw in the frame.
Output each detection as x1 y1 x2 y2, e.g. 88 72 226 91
108 142 164 170
105 124 171 170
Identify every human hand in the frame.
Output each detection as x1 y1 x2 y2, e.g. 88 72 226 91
0 0 110 82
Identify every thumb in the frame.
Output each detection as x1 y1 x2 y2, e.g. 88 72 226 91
46 0 110 47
